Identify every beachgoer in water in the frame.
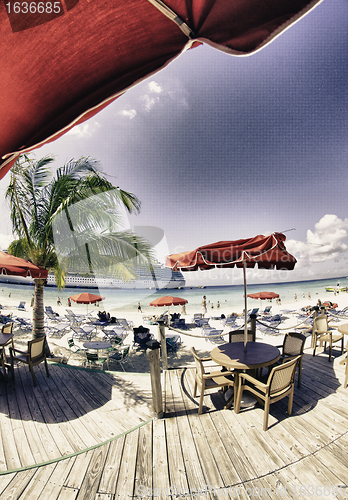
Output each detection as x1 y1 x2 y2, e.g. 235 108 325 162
217 301 220 309
57 297 62 306
294 294 297 301
308 292 311 299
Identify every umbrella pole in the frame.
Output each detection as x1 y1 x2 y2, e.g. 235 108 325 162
243 260 248 352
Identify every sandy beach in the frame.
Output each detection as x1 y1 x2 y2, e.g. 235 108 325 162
1 284 348 374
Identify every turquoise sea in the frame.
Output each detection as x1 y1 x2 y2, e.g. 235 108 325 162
1 276 347 316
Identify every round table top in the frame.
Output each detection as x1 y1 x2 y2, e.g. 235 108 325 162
210 342 280 370
338 323 348 335
83 341 112 350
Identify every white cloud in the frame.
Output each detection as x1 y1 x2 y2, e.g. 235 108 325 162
0 233 14 251
119 109 137 120
148 81 163 94
66 121 101 138
286 214 348 267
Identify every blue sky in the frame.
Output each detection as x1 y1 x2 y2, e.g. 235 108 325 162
1 0 348 286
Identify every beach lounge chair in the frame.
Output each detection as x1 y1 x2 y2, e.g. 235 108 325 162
234 356 300 431
191 347 234 415
10 336 50 387
70 324 95 341
15 317 32 329
263 306 272 315
18 301 26 310
312 315 344 362
102 326 127 344
202 327 224 344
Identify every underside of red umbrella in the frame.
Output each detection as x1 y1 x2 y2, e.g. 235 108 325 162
150 295 188 307
247 292 279 300
166 233 296 271
0 0 322 178
0 251 48 279
69 292 105 304
166 232 296 349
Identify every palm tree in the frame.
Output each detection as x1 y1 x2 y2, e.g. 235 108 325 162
6 154 155 346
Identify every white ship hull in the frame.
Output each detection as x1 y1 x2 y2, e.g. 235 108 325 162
0 267 185 290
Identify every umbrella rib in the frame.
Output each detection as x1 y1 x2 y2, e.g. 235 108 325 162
147 0 196 39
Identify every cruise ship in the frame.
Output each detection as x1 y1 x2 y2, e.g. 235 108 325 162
0 262 186 290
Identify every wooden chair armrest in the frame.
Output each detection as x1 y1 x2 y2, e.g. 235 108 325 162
239 372 268 390
339 356 347 365
201 356 212 362
9 347 28 356
203 370 234 380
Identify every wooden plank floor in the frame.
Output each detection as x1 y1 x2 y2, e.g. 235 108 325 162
0 347 348 499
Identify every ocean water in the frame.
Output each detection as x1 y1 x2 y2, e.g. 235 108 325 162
1 276 347 316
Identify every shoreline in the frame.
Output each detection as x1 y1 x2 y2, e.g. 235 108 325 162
2 280 348 374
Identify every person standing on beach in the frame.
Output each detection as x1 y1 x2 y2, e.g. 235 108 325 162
202 295 207 317
137 302 142 313
57 296 62 306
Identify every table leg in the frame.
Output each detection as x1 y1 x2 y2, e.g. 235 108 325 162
224 371 240 411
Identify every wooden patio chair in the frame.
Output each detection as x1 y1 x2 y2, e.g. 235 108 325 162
339 341 348 388
191 346 234 415
274 332 306 387
229 329 255 343
234 356 300 431
312 315 344 362
10 336 50 387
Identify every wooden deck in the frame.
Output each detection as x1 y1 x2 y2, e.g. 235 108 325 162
0 347 348 499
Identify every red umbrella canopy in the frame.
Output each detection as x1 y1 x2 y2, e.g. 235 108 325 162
0 0 321 178
150 296 188 307
247 292 279 300
166 233 296 271
69 292 105 304
0 251 48 279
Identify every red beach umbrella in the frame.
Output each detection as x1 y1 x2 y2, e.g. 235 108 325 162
166 233 296 349
0 0 321 179
0 251 48 279
247 292 279 300
70 292 105 314
150 296 188 307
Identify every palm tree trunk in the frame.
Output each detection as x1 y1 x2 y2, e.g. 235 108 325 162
33 278 51 355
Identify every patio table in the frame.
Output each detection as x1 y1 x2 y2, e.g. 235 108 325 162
83 341 112 369
210 342 280 412
338 324 348 336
